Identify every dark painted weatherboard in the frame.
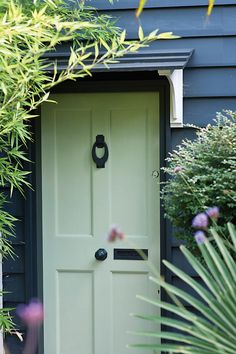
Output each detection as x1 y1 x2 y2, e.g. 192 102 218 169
184 97 236 126
99 6 236 39
2 189 27 314
86 0 236 10
147 37 236 68
53 36 236 68
4 334 25 353
4 1 236 352
2 135 37 352
171 127 197 149
184 68 236 97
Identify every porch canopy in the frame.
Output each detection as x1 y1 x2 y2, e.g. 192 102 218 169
44 48 194 127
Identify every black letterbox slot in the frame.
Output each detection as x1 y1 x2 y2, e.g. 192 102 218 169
114 248 148 260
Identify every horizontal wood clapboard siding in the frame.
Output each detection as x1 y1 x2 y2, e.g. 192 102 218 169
4 1 236 352
56 36 236 68
85 0 236 10
171 128 198 149
147 37 236 68
4 275 25 303
2 189 26 305
98 7 236 39
184 67 236 97
3 141 36 353
184 97 236 126
4 246 25 274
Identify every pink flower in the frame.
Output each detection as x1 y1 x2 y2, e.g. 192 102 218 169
173 166 183 173
194 231 206 244
192 212 208 229
107 224 125 242
17 299 44 354
17 299 44 327
206 206 220 219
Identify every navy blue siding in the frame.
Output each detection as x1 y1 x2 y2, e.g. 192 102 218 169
171 128 197 149
4 1 236 352
184 98 236 126
149 37 236 67
184 68 236 97
99 6 236 38
2 189 26 351
2 141 37 352
2 190 26 295
4 327 24 353
86 0 236 10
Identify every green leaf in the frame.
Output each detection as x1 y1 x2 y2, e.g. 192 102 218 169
119 29 126 44
228 223 236 248
157 32 179 39
138 26 144 41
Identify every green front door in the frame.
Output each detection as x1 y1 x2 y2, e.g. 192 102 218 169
41 92 160 354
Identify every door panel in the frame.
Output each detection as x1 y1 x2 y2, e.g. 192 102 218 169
112 272 155 354
42 92 160 354
110 108 148 235
58 271 94 354
55 110 92 236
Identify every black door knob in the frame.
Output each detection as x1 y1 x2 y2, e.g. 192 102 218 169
95 248 108 261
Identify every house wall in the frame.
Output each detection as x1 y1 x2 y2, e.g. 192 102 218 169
3 188 27 352
3 0 236 352
3 139 37 352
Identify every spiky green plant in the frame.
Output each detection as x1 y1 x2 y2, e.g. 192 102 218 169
130 223 236 353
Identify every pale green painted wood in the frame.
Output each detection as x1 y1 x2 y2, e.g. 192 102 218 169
41 92 160 354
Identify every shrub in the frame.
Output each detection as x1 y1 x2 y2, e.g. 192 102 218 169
161 111 236 253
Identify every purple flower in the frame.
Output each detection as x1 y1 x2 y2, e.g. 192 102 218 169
107 224 125 242
17 299 44 354
206 206 220 219
173 166 183 173
192 212 208 229
17 299 44 327
194 231 206 245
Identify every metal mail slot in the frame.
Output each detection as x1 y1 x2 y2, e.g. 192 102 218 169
114 248 148 260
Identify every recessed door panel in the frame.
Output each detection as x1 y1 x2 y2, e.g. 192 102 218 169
55 110 92 236
42 92 160 354
110 108 148 235
58 271 94 354
112 272 157 354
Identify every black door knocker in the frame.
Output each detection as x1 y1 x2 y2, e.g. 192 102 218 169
92 135 109 168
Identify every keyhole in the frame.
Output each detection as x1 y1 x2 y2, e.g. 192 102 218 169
152 170 159 179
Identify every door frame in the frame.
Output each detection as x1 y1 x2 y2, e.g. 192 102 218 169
27 71 171 353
